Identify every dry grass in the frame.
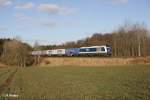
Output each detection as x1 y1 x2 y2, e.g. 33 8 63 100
40 57 150 67
0 63 7 68
131 57 150 64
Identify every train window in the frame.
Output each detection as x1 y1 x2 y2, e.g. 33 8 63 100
79 49 86 52
86 48 90 52
80 48 97 52
89 48 97 52
101 47 105 51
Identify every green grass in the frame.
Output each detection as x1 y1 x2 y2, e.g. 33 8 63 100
1 65 150 100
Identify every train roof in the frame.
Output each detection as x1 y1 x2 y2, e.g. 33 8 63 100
80 45 107 48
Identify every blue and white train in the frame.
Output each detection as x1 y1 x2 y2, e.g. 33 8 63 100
31 45 112 56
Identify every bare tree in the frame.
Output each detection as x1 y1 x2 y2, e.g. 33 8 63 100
1 40 33 67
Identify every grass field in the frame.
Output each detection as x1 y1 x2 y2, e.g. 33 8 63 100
0 65 150 100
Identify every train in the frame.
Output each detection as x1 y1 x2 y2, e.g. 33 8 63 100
31 45 112 56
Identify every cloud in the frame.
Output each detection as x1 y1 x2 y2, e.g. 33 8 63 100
38 3 77 15
15 2 34 9
0 0 12 7
14 12 32 21
38 20 57 28
38 4 59 14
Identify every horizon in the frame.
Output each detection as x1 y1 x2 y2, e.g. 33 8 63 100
0 0 150 45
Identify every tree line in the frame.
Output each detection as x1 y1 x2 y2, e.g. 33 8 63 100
35 23 150 57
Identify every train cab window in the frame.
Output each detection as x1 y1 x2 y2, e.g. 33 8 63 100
101 47 105 51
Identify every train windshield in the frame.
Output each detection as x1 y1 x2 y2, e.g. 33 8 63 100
101 47 105 51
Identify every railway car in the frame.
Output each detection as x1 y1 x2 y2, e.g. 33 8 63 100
50 49 66 56
50 49 57 55
65 48 80 56
31 51 42 56
45 50 52 56
41 50 48 56
56 49 66 56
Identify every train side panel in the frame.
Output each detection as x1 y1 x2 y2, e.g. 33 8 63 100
56 49 66 55
48 49 65 56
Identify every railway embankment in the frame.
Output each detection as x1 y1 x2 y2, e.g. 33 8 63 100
40 57 150 67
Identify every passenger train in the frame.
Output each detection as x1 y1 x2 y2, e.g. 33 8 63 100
31 45 112 56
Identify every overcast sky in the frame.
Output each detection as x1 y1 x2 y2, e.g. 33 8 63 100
0 0 150 45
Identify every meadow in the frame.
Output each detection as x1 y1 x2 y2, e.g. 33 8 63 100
0 65 150 100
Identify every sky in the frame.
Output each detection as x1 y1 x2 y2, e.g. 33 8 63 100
0 0 150 45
